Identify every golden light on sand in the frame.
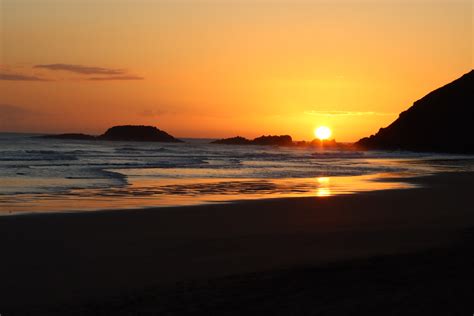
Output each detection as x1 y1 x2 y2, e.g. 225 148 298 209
315 126 332 140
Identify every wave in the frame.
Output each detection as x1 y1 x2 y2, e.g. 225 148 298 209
114 146 170 153
310 151 365 159
0 156 78 161
2 135 473 205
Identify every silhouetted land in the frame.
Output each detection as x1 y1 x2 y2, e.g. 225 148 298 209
41 125 183 142
41 133 96 141
212 135 293 146
357 70 474 153
212 135 351 149
99 125 181 142
1 172 474 315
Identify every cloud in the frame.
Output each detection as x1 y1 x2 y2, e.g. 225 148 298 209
87 75 144 81
305 110 395 117
0 72 49 81
33 63 144 81
34 63 125 75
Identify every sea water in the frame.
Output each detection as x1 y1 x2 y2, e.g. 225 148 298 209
1 133 473 214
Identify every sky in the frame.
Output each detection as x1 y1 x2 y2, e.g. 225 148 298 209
0 0 472 141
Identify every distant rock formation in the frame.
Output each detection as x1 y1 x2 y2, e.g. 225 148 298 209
252 135 293 146
356 70 474 153
41 133 96 140
41 125 182 143
294 139 352 150
98 125 182 142
211 136 251 145
212 135 293 146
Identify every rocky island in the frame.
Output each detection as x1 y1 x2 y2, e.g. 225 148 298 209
41 125 183 143
212 135 293 146
356 70 474 153
211 135 352 149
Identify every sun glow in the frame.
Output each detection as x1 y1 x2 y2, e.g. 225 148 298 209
315 126 332 140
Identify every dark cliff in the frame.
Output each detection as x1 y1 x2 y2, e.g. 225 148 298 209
356 70 474 153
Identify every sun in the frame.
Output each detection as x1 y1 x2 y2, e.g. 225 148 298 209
314 126 332 140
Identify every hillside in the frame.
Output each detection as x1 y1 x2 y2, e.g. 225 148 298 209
357 70 474 153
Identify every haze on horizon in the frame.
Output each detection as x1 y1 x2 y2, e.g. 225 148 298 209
0 0 472 141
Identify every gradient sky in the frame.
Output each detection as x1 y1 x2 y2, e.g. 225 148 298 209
1 0 472 141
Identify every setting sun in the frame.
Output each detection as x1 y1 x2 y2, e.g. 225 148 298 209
315 126 332 140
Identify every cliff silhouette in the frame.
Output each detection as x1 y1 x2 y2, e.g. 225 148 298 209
41 125 182 143
356 70 474 153
212 135 293 146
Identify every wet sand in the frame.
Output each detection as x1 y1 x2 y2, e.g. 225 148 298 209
1 172 474 314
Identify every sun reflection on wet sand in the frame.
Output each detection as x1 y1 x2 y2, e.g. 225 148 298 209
315 177 331 197
316 187 331 197
0 173 419 214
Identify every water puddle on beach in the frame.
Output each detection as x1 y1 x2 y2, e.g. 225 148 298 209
0 173 418 215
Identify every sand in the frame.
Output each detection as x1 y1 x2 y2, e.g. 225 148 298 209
1 172 474 314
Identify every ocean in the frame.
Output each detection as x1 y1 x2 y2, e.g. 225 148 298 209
1 133 473 214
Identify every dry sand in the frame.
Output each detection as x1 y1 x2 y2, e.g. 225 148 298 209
1 172 473 314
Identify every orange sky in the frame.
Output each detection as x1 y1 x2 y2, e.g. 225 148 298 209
0 0 472 141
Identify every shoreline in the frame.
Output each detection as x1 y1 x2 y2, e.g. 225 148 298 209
1 172 474 313
1 171 423 216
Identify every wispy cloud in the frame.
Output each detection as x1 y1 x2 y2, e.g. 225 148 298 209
305 110 395 117
34 64 125 75
33 63 144 80
87 75 144 81
0 72 49 81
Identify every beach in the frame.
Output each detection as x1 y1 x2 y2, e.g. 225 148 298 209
1 172 474 314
